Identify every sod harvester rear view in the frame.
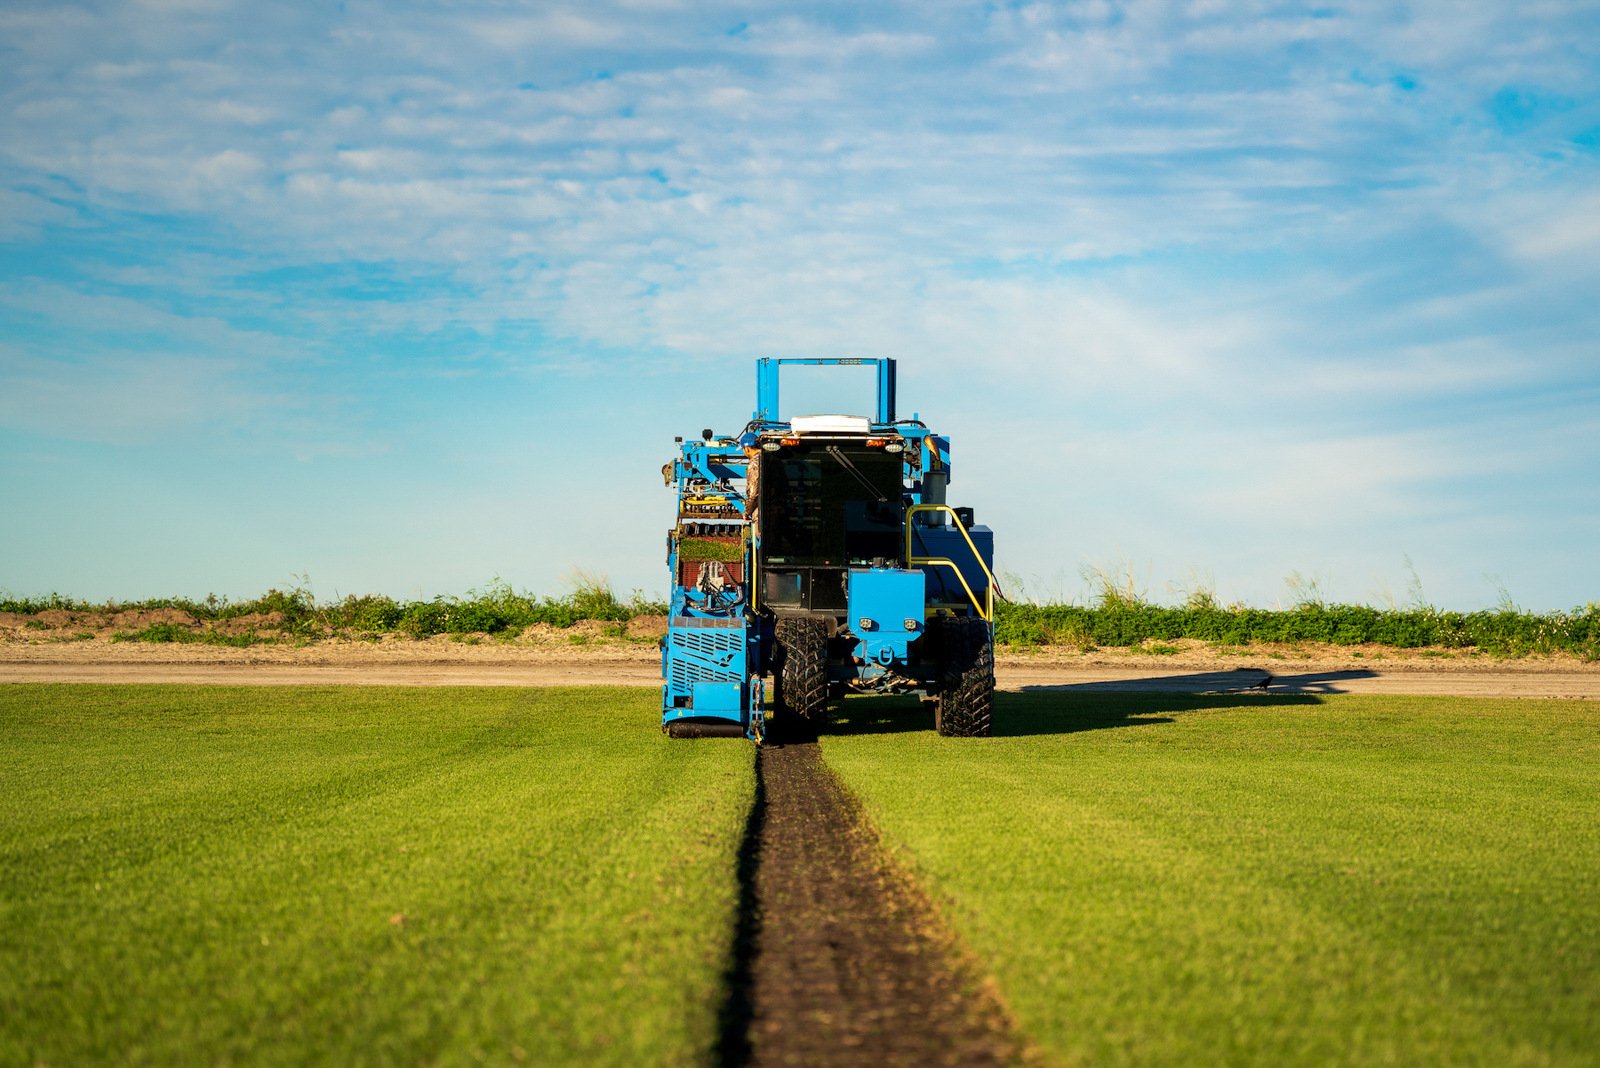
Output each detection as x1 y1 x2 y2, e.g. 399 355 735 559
660 358 1000 741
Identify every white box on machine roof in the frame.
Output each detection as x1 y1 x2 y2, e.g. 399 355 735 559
788 415 872 434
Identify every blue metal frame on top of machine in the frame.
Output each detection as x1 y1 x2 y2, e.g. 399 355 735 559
660 358 999 742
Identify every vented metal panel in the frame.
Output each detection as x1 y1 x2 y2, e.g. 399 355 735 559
667 626 744 692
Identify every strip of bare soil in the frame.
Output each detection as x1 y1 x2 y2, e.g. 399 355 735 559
725 742 1023 1067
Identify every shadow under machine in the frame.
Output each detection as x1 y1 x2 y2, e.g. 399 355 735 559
661 358 999 742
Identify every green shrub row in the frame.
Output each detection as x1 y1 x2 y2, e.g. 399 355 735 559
2 580 668 640
8 583 1599 657
993 602 1600 658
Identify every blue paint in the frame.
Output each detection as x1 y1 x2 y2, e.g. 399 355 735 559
661 360 996 739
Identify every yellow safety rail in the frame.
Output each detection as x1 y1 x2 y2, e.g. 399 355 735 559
904 504 998 621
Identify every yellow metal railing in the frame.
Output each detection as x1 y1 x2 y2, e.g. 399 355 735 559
904 504 998 621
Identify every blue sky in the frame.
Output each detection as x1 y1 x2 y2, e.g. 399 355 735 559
2 1 1597 609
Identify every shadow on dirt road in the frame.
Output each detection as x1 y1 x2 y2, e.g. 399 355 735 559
826 670 1370 739
1014 667 1379 696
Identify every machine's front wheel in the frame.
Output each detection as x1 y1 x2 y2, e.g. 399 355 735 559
934 617 994 738
773 616 829 741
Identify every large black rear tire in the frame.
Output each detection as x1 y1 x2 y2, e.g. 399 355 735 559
774 616 829 741
933 617 994 738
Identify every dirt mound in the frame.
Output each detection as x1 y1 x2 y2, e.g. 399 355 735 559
0 609 112 633
35 609 81 627
627 614 669 638
516 619 629 643
111 608 197 628
215 612 285 636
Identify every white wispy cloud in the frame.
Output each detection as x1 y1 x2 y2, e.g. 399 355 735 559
2 0 1596 603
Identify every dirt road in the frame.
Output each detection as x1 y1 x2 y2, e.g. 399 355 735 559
3 648 1597 698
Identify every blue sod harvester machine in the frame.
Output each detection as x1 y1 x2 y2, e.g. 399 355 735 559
660 358 999 742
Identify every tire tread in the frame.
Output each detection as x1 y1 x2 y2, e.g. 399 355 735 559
934 617 994 738
775 617 828 740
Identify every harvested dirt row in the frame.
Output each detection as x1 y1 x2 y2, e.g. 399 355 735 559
730 742 1023 1067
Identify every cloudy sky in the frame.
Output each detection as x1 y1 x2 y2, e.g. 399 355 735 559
2 1 1597 609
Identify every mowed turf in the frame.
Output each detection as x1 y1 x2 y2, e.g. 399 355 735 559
824 692 1600 1067
0 685 751 1067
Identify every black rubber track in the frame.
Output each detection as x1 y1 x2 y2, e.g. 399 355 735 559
723 742 1023 1067
773 616 829 742
934 617 995 738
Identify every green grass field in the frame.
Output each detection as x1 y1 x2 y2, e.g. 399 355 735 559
0 686 751 1067
5 685 1598 1066
826 692 1600 1066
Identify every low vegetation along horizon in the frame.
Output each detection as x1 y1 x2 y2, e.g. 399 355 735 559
2 686 1595 1065
2 578 1597 659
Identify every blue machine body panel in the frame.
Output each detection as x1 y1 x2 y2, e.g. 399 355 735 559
910 524 994 607
691 680 743 715
847 568 926 666
662 616 754 724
